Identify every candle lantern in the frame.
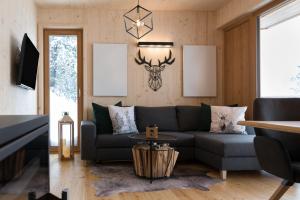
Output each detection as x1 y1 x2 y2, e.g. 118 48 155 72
58 112 74 160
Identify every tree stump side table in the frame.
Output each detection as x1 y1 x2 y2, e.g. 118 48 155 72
132 144 179 178
128 134 178 183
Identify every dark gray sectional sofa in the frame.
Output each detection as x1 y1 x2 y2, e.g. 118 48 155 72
81 105 261 180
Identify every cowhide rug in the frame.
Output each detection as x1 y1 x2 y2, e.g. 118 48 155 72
90 163 221 197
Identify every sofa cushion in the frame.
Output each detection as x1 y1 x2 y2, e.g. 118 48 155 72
135 106 178 132
96 134 135 148
210 106 247 134
108 106 138 135
92 101 122 134
176 106 202 131
194 133 256 157
187 126 255 135
199 103 239 131
96 132 194 148
159 132 195 147
198 103 211 131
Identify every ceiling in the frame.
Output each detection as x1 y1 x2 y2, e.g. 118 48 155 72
35 0 230 11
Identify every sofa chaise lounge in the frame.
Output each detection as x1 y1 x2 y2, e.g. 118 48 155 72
81 106 261 180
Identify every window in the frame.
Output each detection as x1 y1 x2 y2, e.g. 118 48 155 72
259 0 300 97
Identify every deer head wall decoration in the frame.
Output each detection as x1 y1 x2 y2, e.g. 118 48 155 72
135 50 175 91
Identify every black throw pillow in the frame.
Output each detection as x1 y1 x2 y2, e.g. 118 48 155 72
92 101 122 134
199 103 238 131
198 103 211 131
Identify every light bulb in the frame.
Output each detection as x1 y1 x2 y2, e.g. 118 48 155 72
136 19 144 27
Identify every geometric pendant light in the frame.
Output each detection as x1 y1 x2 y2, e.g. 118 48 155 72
123 0 153 39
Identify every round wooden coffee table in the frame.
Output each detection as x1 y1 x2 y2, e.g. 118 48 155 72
128 134 178 183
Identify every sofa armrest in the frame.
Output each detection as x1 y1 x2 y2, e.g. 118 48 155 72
80 121 96 160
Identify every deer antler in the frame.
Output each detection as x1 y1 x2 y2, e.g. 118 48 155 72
134 49 176 91
158 50 175 68
135 50 152 70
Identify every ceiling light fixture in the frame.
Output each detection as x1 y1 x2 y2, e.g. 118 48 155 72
123 0 153 39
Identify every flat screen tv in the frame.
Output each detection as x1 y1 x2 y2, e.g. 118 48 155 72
17 33 39 90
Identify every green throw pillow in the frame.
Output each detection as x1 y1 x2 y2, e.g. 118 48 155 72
199 103 238 131
92 101 122 134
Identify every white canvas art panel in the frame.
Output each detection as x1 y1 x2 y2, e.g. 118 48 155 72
93 43 127 96
183 45 217 97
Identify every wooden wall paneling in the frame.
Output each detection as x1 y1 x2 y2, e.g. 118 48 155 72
224 19 253 118
222 0 286 119
240 21 250 110
37 0 286 121
249 16 258 117
37 9 224 120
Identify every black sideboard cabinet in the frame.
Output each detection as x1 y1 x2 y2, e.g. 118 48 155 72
0 115 52 199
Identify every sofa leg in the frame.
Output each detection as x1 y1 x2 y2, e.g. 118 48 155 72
220 170 227 180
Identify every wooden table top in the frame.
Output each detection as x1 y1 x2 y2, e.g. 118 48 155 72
238 121 300 134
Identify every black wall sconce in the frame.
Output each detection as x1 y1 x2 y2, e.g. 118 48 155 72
137 42 174 48
135 42 175 91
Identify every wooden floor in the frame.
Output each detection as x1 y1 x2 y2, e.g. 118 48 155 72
50 154 300 200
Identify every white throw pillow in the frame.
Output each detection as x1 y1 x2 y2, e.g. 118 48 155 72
210 106 247 134
108 106 138 135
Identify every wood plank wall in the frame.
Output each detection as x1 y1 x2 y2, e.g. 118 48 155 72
223 0 284 119
224 19 255 119
37 9 224 119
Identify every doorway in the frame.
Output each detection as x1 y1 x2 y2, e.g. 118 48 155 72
44 29 83 151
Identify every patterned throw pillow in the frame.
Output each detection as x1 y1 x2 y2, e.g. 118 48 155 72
108 106 138 135
210 106 247 134
198 103 239 131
